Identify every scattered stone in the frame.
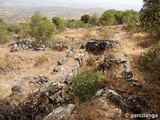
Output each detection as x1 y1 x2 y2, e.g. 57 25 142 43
67 51 74 57
107 89 121 105
34 45 45 51
119 57 127 63
27 75 49 86
11 85 21 92
115 88 126 94
10 39 32 52
95 89 104 97
58 58 68 65
68 72 74 77
74 56 82 66
131 82 142 91
52 42 69 51
53 66 65 72
44 104 76 120
47 82 69 103
122 95 140 110
127 78 138 82
33 88 40 94
54 104 76 116
123 68 133 79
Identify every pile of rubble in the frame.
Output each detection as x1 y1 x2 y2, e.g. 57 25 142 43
95 87 151 115
81 38 119 54
10 39 45 52
0 81 72 120
52 41 69 51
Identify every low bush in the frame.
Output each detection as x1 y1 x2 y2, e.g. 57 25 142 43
52 17 66 32
71 69 103 102
139 44 160 83
29 12 56 46
0 19 9 44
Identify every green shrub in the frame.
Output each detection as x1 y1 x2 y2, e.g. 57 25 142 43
18 23 30 38
29 12 56 46
89 14 100 26
6 23 22 34
71 69 103 102
66 19 91 28
139 44 160 83
140 0 160 38
100 11 115 25
52 17 65 31
0 28 9 44
99 31 109 38
81 14 91 24
0 19 9 44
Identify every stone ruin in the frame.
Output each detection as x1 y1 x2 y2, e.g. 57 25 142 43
9 39 45 52
81 38 119 54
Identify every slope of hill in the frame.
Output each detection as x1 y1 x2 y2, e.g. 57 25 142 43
0 1 106 22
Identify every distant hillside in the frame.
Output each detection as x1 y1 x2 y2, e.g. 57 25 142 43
0 1 106 22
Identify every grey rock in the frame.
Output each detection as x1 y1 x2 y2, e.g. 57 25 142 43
33 88 40 94
54 104 76 116
11 85 21 92
58 58 67 65
127 78 137 82
11 44 19 52
122 95 138 109
53 66 65 72
44 104 76 120
115 88 126 94
68 72 74 77
74 56 82 66
82 38 118 55
10 39 33 52
47 82 65 96
119 57 127 63
123 69 133 79
95 89 104 97
131 82 142 91
107 89 121 105
34 45 45 51
67 51 75 57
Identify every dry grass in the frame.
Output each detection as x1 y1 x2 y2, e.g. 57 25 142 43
81 28 92 41
34 55 48 66
70 98 124 120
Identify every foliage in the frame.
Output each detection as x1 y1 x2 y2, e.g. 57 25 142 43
6 23 22 34
18 23 30 38
71 69 103 102
66 19 91 28
139 44 160 83
99 31 109 38
29 12 55 45
100 11 115 25
0 18 9 44
89 14 100 26
140 0 160 37
52 17 65 31
81 14 91 23
114 10 139 25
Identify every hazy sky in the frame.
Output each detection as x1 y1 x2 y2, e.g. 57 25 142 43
3 0 144 11
32 0 144 10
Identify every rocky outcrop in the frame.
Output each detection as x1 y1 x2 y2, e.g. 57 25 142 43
95 88 151 115
10 39 46 52
44 104 76 120
52 42 69 51
81 38 118 54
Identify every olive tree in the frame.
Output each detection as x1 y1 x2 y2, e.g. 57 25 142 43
29 12 56 45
